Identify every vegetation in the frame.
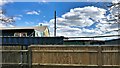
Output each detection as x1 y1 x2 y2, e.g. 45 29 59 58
0 9 15 26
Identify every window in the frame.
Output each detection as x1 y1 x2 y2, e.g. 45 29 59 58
21 33 27 37
14 33 20 37
14 32 27 37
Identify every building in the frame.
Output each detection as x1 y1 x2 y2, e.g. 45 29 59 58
104 38 120 45
0 26 50 37
0 26 64 45
64 39 105 45
64 38 119 45
0 26 119 46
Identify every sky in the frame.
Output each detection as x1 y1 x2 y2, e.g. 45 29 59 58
2 2 110 26
0 0 119 40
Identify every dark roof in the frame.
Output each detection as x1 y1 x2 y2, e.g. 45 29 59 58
0 26 48 32
64 39 104 42
105 38 120 42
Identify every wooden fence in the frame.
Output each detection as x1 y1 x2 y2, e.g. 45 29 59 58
0 46 28 68
0 45 120 68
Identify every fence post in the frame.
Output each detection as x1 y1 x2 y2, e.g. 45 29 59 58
28 46 32 68
118 45 120 68
98 46 102 68
20 45 23 68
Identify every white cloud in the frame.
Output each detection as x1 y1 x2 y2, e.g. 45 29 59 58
49 6 107 28
0 23 6 27
25 22 34 25
13 17 21 20
14 15 23 20
26 10 40 15
39 6 119 40
0 23 14 27
17 15 23 17
62 6 106 22
0 0 7 6
42 0 47 3
0 0 13 6
112 0 120 3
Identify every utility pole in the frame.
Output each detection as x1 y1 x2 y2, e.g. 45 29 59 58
54 10 57 37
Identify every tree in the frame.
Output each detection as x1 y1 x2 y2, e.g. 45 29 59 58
109 1 120 23
0 9 15 26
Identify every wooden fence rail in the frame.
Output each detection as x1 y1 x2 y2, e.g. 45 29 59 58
0 45 120 68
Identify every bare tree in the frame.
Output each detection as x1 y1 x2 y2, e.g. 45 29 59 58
109 1 120 23
108 0 120 36
0 9 15 26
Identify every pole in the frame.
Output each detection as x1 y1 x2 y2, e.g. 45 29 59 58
54 10 56 37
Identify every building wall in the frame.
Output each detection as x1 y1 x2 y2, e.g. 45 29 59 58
43 28 50 37
35 28 50 37
105 39 120 45
64 40 105 45
1 37 64 45
1 29 34 37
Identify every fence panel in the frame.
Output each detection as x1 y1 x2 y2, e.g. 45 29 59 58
0 45 120 68
0 46 29 68
30 45 120 68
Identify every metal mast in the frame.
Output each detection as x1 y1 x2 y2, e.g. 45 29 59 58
54 10 57 37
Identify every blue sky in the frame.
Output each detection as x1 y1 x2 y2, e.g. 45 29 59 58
2 2 110 26
0 1 119 40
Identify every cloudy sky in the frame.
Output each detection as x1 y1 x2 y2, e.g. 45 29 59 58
0 0 119 40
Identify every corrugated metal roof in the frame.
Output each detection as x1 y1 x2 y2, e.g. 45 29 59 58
64 39 105 42
0 26 48 32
